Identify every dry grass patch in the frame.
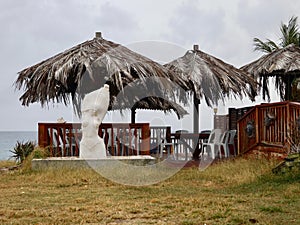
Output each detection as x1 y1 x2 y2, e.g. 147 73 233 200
0 160 16 168
0 157 299 224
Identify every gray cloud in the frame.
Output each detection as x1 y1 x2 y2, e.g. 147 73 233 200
92 2 141 43
237 0 300 40
166 0 226 49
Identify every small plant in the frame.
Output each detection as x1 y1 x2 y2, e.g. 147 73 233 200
259 206 284 213
31 147 50 159
287 120 300 154
20 147 50 172
10 141 35 163
273 122 300 174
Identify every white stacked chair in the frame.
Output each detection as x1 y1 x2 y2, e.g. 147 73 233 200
201 129 222 159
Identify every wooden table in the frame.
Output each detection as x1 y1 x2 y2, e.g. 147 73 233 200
170 133 210 160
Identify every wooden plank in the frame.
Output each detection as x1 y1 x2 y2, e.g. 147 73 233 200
140 123 150 155
38 123 47 148
286 102 290 151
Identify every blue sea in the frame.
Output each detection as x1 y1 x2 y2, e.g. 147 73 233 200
0 131 38 160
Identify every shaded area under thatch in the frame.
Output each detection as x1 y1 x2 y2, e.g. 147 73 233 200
132 97 188 118
15 32 189 119
241 44 300 101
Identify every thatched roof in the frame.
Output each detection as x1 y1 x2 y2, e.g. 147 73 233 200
15 32 188 117
165 46 258 106
241 44 300 101
241 44 300 77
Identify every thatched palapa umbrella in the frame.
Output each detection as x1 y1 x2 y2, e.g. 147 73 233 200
241 44 300 101
15 32 189 122
165 45 257 133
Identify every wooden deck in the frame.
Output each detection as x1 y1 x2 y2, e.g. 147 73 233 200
237 101 300 156
38 101 300 159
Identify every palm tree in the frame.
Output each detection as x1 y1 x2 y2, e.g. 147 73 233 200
251 16 300 101
254 16 300 53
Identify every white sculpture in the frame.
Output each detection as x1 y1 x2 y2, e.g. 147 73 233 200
79 84 110 158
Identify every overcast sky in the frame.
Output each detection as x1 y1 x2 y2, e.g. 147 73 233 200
1 0 299 131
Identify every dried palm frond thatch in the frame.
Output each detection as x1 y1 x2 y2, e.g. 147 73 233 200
15 32 189 119
241 44 300 101
165 45 258 106
165 45 258 133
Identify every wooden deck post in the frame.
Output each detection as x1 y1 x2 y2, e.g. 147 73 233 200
140 123 150 155
255 106 260 146
286 102 291 151
38 123 48 148
166 126 171 143
237 123 240 155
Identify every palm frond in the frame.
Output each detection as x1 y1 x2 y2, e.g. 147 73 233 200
253 38 279 53
280 16 299 47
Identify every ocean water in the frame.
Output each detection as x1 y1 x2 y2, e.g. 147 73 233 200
0 131 37 160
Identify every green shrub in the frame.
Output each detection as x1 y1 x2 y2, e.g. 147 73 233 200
10 141 35 163
19 147 50 173
31 146 50 159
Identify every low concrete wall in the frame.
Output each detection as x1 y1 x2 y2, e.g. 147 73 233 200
32 156 156 170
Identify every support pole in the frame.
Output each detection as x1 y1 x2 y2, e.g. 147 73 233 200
193 94 200 133
131 108 136 124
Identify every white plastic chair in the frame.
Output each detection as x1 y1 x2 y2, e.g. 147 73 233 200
201 129 222 159
218 130 237 157
217 131 228 158
156 129 173 158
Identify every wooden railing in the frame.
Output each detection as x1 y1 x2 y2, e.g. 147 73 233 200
237 101 300 155
38 123 150 157
38 123 81 157
38 122 211 160
99 123 150 156
228 106 253 130
150 126 171 143
237 107 257 154
149 126 171 155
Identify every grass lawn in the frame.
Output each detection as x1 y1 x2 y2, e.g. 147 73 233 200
0 157 299 225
